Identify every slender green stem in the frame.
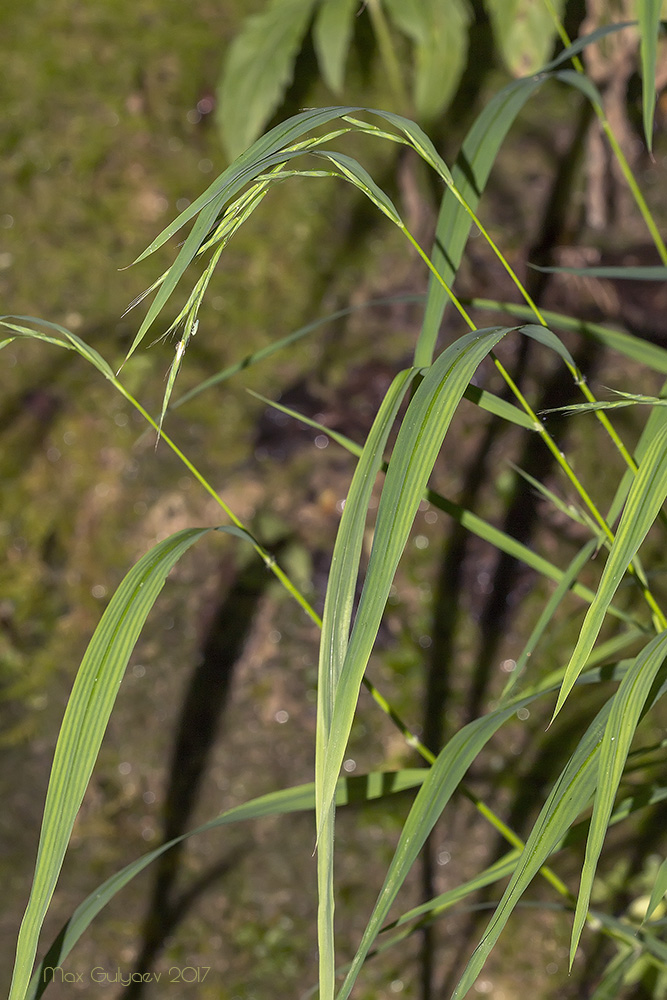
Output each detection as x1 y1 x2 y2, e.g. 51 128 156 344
543 0 667 264
406 227 667 628
113 379 322 625
492 354 667 630
439 187 643 475
401 226 475 329
113 363 577 910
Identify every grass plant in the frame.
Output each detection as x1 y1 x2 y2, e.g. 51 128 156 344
4 10 667 1000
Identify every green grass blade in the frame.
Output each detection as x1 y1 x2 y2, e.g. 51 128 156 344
486 0 565 76
638 0 662 151
571 629 667 963
0 317 116 381
313 150 403 224
451 699 613 1000
336 698 531 1000
317 326 511 840
368 112 452 185
27 768 425 1000
416 76 542 364
469 299 667 374
383 850 521 934
382 0 471 120
462 384 537 429
553 422 667 720
9 527 213 1000
643 857 667 924
126 107 360 349
316 367 419 1000
589 949 640 1000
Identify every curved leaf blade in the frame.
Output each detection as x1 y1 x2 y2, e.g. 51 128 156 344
9 527 213 1000
317 325 512 836
451 700 613 1000
383 0 471 120
316 366 419 1000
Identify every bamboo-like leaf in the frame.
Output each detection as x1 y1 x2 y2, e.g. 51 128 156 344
383 0 471 120
27 769 426 1000
643 857 667 924
9 527 214 1000
451 699 613 1000
469 298 667 375
336 696 534 1000
638 0 662 150
571 630 667 962
216 0 319 159
317 326 512 841
0 317 116 381
484 0 565 77
552 423 667 720
316 366 420 1000
313 0 358 94
371 108 454 183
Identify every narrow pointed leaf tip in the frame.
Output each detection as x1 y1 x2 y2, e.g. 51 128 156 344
316 325 514 840
551 421 667 722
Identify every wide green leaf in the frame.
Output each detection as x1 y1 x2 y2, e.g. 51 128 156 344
383 0 471 120
553 421 667 719
216 0 319 159
312 0 358 94
9 527 214 1000
317 325 512 838
315 366 419 1000
484 0 565 77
